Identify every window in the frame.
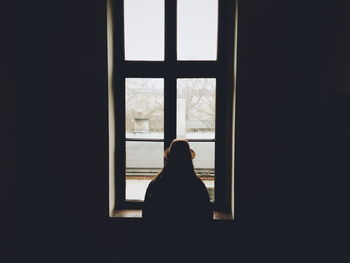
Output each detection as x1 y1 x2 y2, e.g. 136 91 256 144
110 0 236 215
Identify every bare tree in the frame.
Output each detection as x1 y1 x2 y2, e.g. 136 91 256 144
178 78 215 130
125 78 215 133
126 79 164 133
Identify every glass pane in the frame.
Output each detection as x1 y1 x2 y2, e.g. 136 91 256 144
189 142 215 200
124 0 164 61
177 79 216 139
177 0 218 60
126 78 164 139
126 141 164 200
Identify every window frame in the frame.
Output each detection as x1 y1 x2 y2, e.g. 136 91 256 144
112 0 236 213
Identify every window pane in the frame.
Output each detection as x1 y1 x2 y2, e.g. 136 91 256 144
177 0 218 60
124 0 164 61
189 142 215 200
126 78 164 139
126 141 164 200
177 79 216 139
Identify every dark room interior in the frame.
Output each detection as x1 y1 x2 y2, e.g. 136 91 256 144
2 0 350 262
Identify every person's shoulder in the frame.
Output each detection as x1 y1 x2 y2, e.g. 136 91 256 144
147 175 165 191
193 175 206 186
191 176 209 193
145 177 159 194
150 174 164 185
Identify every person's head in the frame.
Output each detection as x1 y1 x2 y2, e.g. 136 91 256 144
163 139 196 162
157 139 196 179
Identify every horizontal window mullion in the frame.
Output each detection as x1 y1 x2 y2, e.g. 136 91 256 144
173 71 218 78
122 72 219 79
176 61 220 77
186 139 216 142
124 138 215 143
121 61 219 67
119 62 220 77
121 70 218 78
125 138 164 142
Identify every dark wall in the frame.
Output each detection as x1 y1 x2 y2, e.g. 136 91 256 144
235 0 325 261
325 2 350 262
4 0 349 262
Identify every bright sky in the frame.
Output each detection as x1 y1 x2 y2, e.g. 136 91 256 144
124 0 218 61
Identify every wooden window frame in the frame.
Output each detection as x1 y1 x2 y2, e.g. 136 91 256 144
112 0 236 213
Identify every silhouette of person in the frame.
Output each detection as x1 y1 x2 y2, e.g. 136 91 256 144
141 139 213 259
143 139 212 223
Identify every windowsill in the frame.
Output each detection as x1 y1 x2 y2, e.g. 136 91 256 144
111 209 233 221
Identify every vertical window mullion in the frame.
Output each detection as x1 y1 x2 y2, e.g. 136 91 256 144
164 0 177 148
215 77 225 208
164 78 176 149
215 0 229 209
114 0 126 207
